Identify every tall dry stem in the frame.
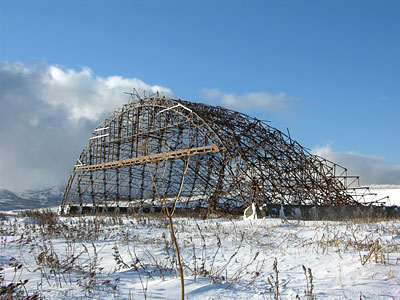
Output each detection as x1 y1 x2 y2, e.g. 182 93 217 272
148 157 190 300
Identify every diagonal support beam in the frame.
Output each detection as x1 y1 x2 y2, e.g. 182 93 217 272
76 144 220 172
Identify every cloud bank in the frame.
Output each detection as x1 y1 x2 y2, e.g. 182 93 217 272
1 61 398 192
0 61 172 192
312 144 400 186
201 88 294 113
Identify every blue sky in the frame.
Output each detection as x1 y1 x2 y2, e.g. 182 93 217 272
1 0 400 190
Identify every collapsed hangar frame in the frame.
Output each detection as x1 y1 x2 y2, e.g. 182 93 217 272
60 93 376 214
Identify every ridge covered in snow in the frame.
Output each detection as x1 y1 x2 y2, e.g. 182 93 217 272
366 184 400 206
0 184 399 212
0 186 63 211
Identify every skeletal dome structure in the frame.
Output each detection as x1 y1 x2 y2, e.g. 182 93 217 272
60 94 362 214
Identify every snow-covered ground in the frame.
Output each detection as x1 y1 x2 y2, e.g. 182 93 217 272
0 184 399 299
0 211 399 299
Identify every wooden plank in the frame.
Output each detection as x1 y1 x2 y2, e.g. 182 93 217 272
76 144 219 171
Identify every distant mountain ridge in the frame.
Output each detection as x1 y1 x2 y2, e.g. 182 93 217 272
0 186 64 211
0 184 399 211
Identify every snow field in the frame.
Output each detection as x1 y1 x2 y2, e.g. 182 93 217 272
0 211 399 299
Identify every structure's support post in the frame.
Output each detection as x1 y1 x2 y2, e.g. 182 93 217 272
89 146 95 205
103 169 107 202
77 175 82 206
116 168 120 202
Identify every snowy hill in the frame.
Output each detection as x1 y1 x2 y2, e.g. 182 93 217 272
0 184 399 212
0 186 63 211
367 184 400 206
0 189 28 210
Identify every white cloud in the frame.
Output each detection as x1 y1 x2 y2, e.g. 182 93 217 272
312 144 400 185
32 63 172 122
0 61 173 191
201 88 294 112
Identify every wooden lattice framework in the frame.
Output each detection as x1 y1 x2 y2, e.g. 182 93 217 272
60 94 363 214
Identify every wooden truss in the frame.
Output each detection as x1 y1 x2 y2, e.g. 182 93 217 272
60 93 365 214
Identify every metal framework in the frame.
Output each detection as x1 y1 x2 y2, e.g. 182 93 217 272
60 93 367 214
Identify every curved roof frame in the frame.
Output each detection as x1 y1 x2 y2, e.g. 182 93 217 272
61 94 360 213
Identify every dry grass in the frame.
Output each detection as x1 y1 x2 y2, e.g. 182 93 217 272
0 209 398 299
